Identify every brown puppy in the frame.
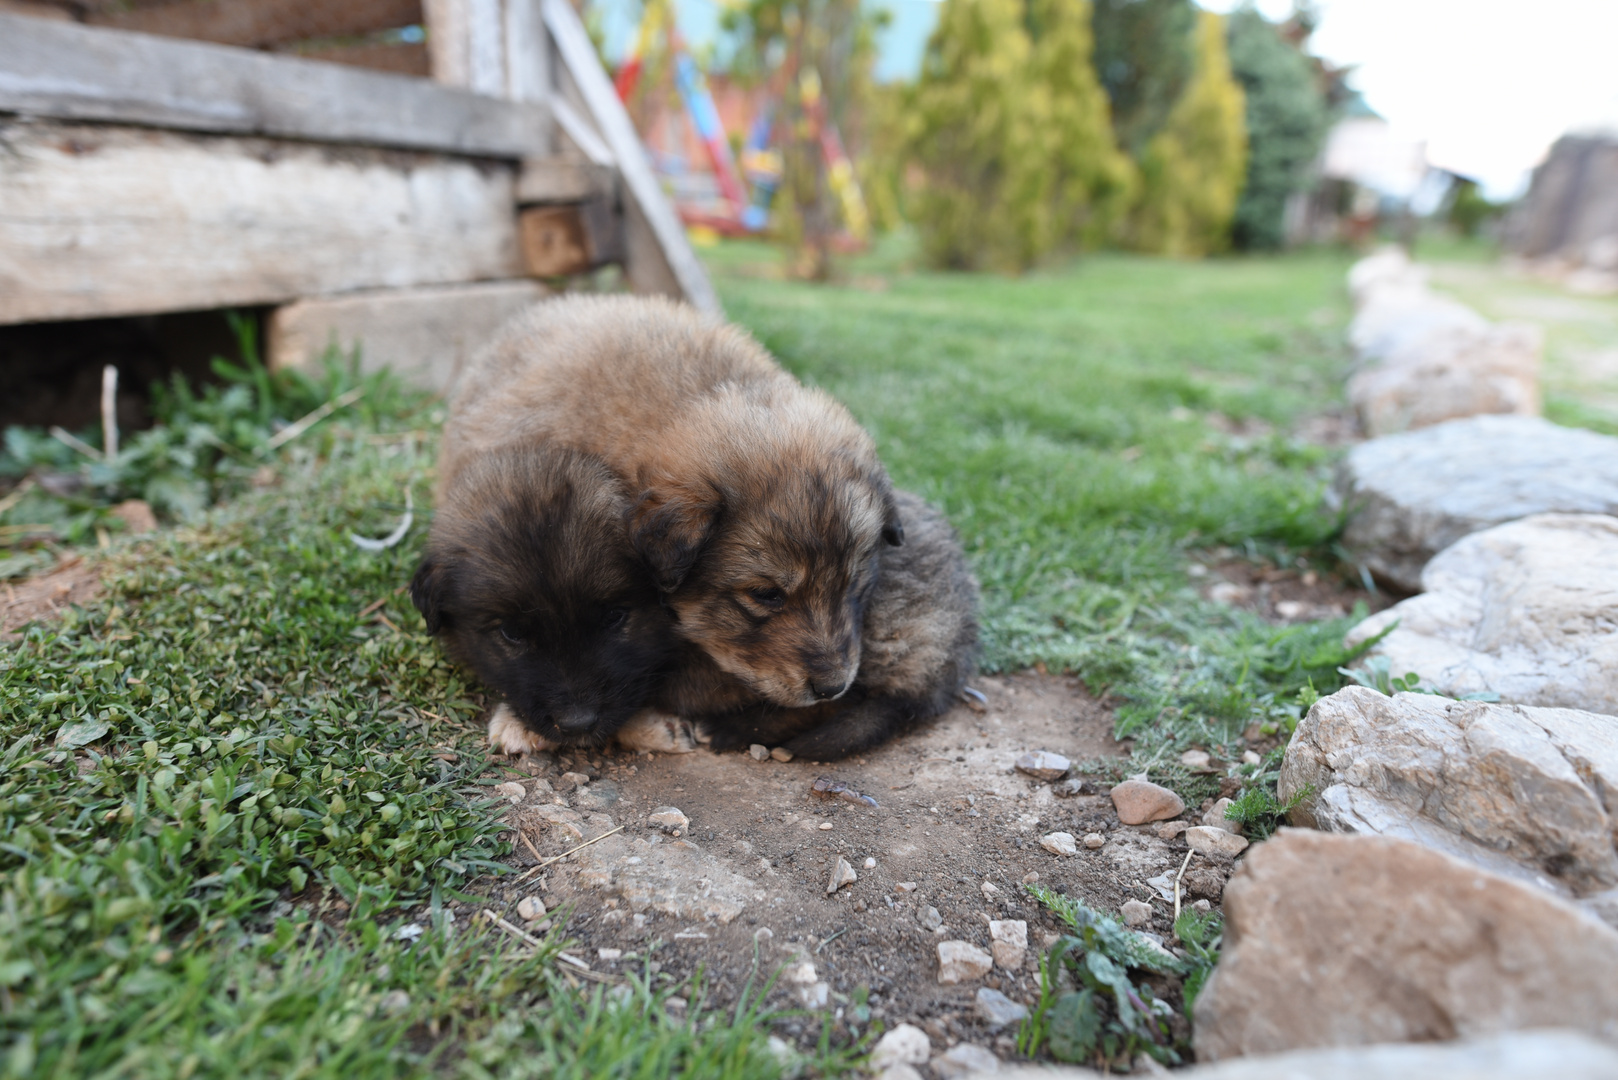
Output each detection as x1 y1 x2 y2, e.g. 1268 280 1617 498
658 490 981 760
410 444 686 754
443 294 903 711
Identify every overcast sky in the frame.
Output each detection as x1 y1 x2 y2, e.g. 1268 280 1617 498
600 0 1618 199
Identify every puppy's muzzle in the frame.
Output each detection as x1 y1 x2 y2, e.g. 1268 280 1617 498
551 708 598 733
810 676 852 701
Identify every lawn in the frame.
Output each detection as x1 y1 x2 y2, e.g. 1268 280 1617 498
2 241 1365 1075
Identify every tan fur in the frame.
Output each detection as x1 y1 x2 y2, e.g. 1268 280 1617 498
444 295 900 709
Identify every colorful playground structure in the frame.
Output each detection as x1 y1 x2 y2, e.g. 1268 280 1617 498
612 0 868 244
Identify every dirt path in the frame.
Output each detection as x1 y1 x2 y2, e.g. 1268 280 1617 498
476 671 1236 1059
1 554 102 638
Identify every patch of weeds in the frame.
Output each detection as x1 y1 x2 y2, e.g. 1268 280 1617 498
1339 653 1500 703
1170 908 1223 1017
1019 886 1187 1069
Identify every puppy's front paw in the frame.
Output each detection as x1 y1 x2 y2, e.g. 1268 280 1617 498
488 703 557 756
615 711 698 754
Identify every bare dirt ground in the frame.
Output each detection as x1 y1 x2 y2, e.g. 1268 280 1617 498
472 671 1241 1062
1194 554 1400 624
1 554 102 638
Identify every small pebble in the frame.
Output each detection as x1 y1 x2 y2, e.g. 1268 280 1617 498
516 895 546 921
936 1043 1000 1079
1109 779 1186 825
558 771 591 790
937 941 994 984
1120 899 1152 927
1179 749 1212 770
770 747 794 762
989 919 1027 970
870 1024 931 1069
1242 750 1262 765
1014 750 1071 781
974 987 1029 1026
597 948 622 961
1021 871 1039 884
818 821 834 830
863 857 877 869
827 856 857 894
1039 832 1079 857
648 806 690 831
1082 832 1105 849
749 744 770 761
920 905 944 930
896 881 918 892
494 781 527 804
1193 899 1212 912
980 881 1000 899
1186 825 1250 857
1157 820 1190 839
1051 777 1087 797
1202 797 1243 835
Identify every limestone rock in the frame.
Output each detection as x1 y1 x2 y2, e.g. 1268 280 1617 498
1201 797 1241 834
1108 780 1184 824
935 1042 1001 1078
937 941 993 984
1345 513 1618 715
647 806 689 831
826 856 857 894
749 744 769 761
870 1023 931 1070
1039 832 1078 856
1347 322 1542 437
1120 899 1152 927
1185 826 1249 857
975 987 1028 1027
989 919 1026 969
1332 415 1618 592
1193 830 1618 1059
1014 751 1071 781
1281 685 1618 896
1082 832 1105 849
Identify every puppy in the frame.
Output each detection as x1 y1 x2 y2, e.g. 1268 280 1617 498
657 490 981 760
410 443 688 754
442 294 904 711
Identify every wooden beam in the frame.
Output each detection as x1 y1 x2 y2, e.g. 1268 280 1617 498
0 122 521 325
87 0 424 50
269 280 547 393
540 0 719 313
0 13 550 157
518 206 592 277
515 158 613 204
290 41 430 78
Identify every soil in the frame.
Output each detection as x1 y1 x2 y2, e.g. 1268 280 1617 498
1193 555 1402 625
468 671 1240 1064
1 554 103 638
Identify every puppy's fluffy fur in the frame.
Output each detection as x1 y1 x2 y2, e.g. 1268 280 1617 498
443 295 903 711
659 490 980 759
410 445 678 750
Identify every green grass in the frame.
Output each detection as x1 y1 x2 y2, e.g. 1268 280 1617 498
5 239 1376 1074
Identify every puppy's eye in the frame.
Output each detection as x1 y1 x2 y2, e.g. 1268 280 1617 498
603 608 628 630
748 586 785 610
499 625 524 644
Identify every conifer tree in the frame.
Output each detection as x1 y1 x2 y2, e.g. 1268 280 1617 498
1131 11 1247 255
906 0 1050 270
1030 0 1136 249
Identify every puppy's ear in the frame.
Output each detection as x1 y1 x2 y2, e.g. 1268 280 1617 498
409 553 451 634
629 484 721 592
881 491 905 547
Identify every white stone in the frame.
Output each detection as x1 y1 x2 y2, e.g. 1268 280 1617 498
935 1042 1001 1078
1193 831 1618 1060
920 906 943 930
974 987 1029 1027
516 895 546 921
1185 826 1249 857
937 940 993 984
770 746 794 762
870 1023 931 1069
1201 797 1242 835
1083 832 1105 849
1120 899 1153 927
1014 751 1071 781
1345 513 1618 715
989 919 1026 970
1332 415 1618 592
863 857 877 869
1280 684 1618 898
494 781 527 804
1179 749 1211 769
647 806 689 831
748 744 769 761
1039 832 1078 856
827 856 857 894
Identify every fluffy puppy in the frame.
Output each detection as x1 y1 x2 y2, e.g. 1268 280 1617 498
657 490 980 760
442 294 904 711
410 444 682 753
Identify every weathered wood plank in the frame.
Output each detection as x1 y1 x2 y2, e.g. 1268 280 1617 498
0 122 521 325
540 0 718 313
0 13 549 157
268 280 546 393
87 0 423 49
515 157 613 203
293 40 430 78
518 206 593 277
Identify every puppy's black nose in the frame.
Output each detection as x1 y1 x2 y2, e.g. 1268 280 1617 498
552 709 596 732
810 678 850 701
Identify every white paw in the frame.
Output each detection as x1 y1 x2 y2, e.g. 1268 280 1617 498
487 703 557 756
614 711 698 754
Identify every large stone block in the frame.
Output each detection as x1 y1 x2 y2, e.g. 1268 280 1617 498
1347 321 1541 436
1191 830 1618 1060
1333 415 1618 591
1279 685 1618 898
1345 514 1618 716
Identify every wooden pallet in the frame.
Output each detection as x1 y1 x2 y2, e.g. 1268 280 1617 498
0 0 716 390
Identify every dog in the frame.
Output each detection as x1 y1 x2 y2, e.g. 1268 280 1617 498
657 489 981 759
409 443 693 755
441 294 904 713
